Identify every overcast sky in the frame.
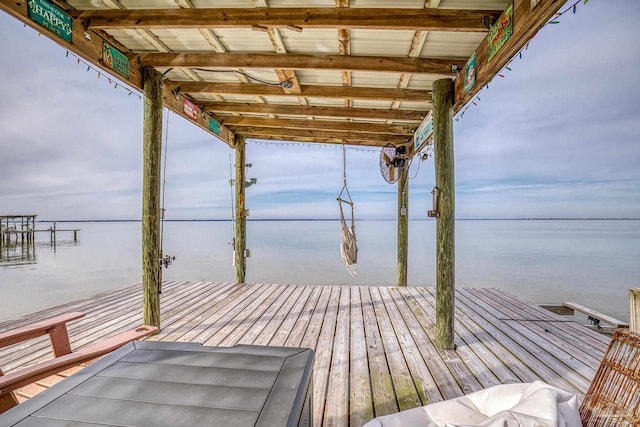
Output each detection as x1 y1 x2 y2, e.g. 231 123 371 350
1 1 639 221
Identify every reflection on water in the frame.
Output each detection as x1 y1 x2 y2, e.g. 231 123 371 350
0 238 80 267
0 240 37 266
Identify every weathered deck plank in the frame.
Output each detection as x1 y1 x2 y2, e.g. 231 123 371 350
0 282 611 427
360 286 398 418
349 287 374 427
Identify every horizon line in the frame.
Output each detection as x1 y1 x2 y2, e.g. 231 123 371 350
30 217 640 223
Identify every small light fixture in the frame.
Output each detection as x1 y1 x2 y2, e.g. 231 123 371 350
481 15 493 30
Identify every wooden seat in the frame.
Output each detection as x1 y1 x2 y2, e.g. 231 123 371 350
579 329 640 426
0 311 157 413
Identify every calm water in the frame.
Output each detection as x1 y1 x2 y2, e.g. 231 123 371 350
1 220 638 323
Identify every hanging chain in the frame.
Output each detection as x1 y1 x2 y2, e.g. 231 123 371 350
342 145 347 186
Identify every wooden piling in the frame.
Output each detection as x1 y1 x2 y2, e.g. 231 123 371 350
397 165 409 286
631 288 640 333
433 78 456 350
234 135 247 283
141 67 163 330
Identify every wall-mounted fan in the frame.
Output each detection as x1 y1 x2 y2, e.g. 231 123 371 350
379 144 407 184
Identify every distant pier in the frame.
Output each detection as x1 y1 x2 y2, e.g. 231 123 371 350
1 216 79 264
0 215 79 246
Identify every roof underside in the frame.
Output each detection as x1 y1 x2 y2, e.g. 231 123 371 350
0 0 566 148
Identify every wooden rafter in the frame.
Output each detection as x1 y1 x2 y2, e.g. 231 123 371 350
174 0 265 105
253 0 304 100
220 117 414 135
233 127 410 146
78 8 501 32
139 52 464 75
389 0 438 118
337 0 351 108
168 81 432 102
203 103 425 122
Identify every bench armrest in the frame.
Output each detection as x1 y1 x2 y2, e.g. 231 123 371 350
0 325 158 397
0 312 85 356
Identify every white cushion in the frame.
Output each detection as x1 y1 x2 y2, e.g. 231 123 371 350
363 381 582 427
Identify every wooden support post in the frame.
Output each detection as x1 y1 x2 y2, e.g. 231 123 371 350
234 135 247 283
631 288 640 333
433 78 455 350
397 165 409 287
142 67 163 330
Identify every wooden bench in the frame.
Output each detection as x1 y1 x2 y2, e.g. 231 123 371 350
0 312 157 413
562 302 629 329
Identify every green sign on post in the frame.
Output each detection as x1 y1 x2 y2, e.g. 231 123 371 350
209 118 220 135
27 0 73 43
414 111 434 152
103 43 130 79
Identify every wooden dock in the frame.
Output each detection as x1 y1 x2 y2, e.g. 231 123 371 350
0 282 610 427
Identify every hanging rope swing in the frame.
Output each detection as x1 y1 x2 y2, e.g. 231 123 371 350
337 146 358 276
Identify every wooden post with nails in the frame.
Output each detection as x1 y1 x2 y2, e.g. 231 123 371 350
235 135 247 283
433 78 455 350
397 165 409 286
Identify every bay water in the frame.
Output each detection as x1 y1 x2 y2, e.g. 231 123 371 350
1 220 638 323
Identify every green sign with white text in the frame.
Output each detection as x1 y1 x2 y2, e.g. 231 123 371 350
103 43 130 79
27 0 72 43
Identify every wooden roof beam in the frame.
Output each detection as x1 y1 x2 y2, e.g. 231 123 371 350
139 52 464 75
167 81 432 102
233 127 411 147
203 103 425 122
78 8 501 32
221 117 414 135
240 134 395 147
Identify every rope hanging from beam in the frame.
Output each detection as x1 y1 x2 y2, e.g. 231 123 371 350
337 145 358 276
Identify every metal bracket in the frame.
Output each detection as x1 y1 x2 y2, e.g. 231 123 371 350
428 187 440 218
588 316 603 331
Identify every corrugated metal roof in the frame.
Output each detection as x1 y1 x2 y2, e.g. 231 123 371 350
280 29 340 54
